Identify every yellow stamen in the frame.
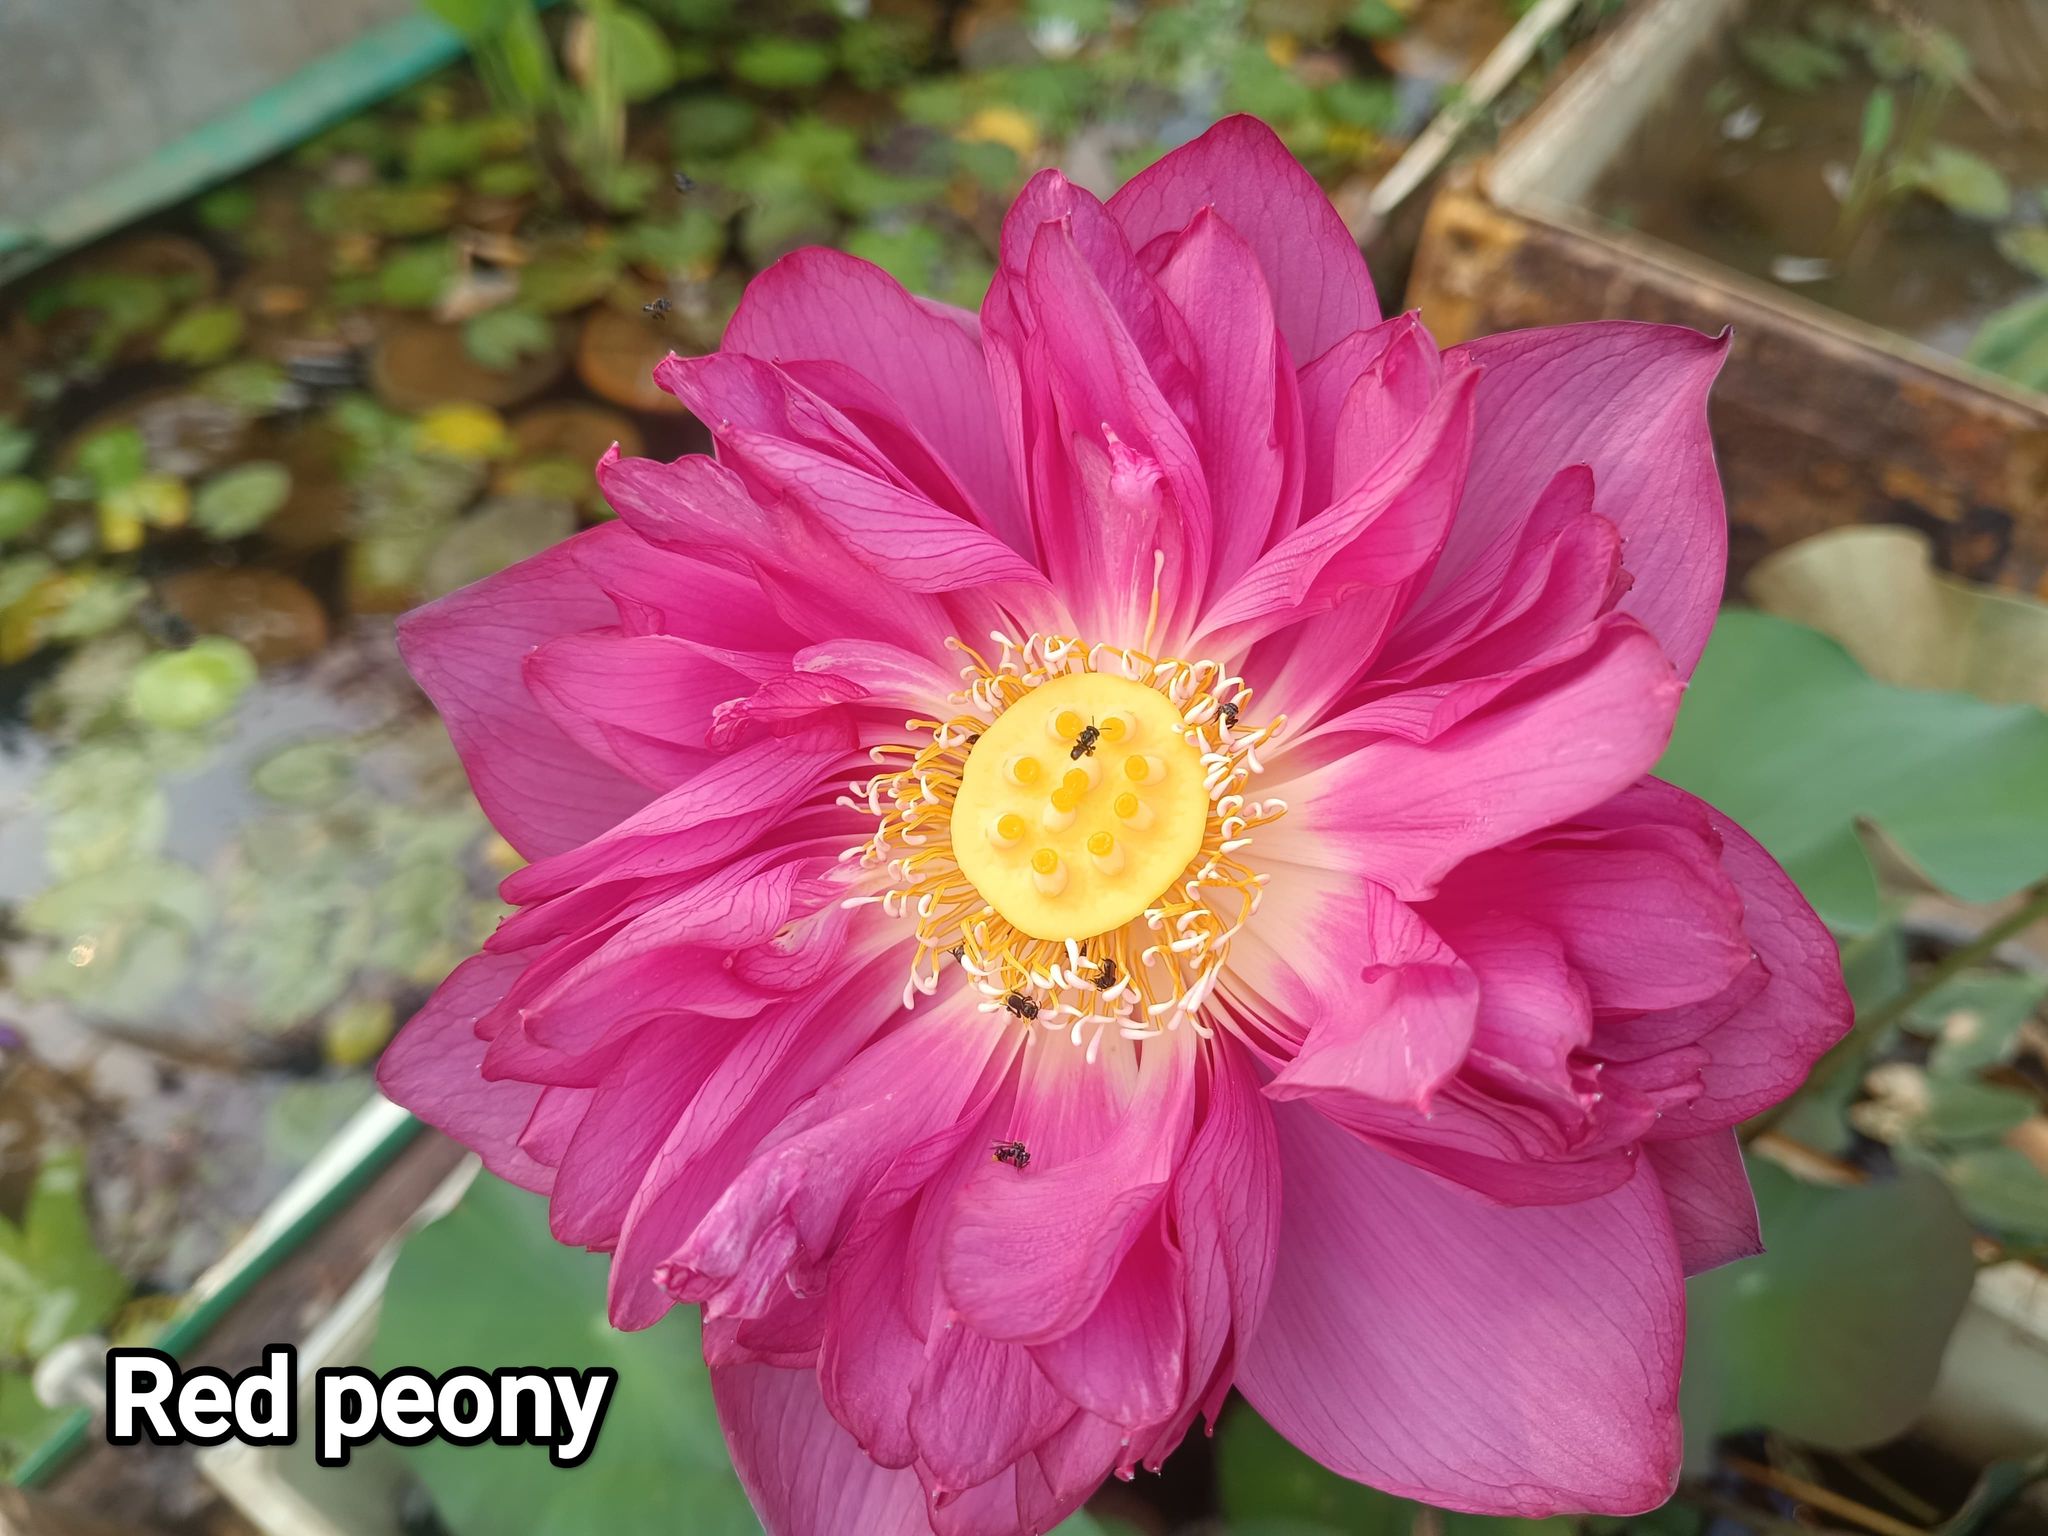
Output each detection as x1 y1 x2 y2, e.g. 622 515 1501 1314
844 631 1286 1045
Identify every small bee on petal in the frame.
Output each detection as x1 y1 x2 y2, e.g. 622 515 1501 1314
992 1140 1031 1170
1004 991 1040 1020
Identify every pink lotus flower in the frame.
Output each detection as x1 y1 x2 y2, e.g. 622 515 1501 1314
378 117 1851 1533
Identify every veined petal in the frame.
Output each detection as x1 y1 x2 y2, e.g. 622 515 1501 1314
713 1361 935 1536
724 247 1025 545
1152 208 1304 594
942 1037 1195 1345
1273 618 1684 898
524 630 734 780
1328 316 1444 509
1427 323 1728 676
607 950 906 1329
1310 1089 1641 1207
1382 465 1618 683
1296 312 1434 515
1625 781 1852 1134
1430 822 1753 1015
1147 1044 1279 1458
821 1099 1005 1470
1021 217 1211 641
911 1326 1072 1493
1645 1130 1761 1275
718 429 1052 598
375 951 552 1189
1028 1223 1185 1427
660 994 1012 1317
1109 114 1381 366
1251 877 1478 1109
397 527 656 859
1429 915 1592 1095
548 1020 744 1248
598 442 1021 653
500 726 856 906
821 1201 928 1469
1195 367 1475 651
1239 1101 1683 1516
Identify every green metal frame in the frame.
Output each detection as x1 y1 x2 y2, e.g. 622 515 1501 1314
0 14 466 289
5 0 513 1490
11 1107 423 1490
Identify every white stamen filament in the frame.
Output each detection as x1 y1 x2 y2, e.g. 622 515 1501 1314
843 630 1286 1046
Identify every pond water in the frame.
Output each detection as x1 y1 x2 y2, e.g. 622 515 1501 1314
1588 0 2048 367
0 164 733 1468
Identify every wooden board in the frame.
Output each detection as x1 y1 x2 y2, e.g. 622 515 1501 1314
1403 0 2048 600
1408 171 2048 598
35 1129 469 1531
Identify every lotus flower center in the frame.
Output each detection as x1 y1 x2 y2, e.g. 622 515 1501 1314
844 631 1284 1047
953 673 1208 941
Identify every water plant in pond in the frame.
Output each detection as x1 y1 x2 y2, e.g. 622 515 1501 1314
1594 0 2048 383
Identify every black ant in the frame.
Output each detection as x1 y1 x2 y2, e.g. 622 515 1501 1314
1069 722 1101 760
643 296 672 318
1091 957 1119 991
992 1140 1031 1170
1218 700 1240 727
1003 991 1040 1020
